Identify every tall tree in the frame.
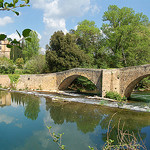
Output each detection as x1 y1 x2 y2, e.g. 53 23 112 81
75 20 101 64
46 31 90 72
23 31 40 61
101 5 150 68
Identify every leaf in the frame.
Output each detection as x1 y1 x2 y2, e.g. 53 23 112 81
6 44 13 48
25 37 31 42
8 3 14 7
13 0 18 4
25 0 30 4
7 38 12 42
0 34 7 40
0 2 3 7
11 39 20 44
12 10 19 16
22 29 31 37
16 30 21 38
0 0 4 3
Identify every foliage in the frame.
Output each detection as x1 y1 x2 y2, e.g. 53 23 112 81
47 126 65 150
75 20 101 64
46 31 91 72
23 31 40 61
8 74 20 84
23 55 46 74
15 58 24 69
8 74 20 90
135 77 150 91
105 91 127 101
10 41 25 62
103 115 147 150
69 76 96 92
101 5 150 68
0 0 31 48
0 57 15 74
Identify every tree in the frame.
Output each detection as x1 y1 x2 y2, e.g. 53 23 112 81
0 0 31 48
23 31 40 61
46 31 90 72
101 5 150 68
75 20 101 64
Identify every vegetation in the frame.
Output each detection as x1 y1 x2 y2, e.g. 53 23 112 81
0 0 31 47
46 31 90 72
68 76 96 92
0 57 15 74
23 55 47 74
102 115 147 150
8 74 20 84
105 91 127 101
23 31 40 61
101 5 150 68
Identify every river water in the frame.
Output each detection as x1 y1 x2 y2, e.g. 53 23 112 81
0 90 150 150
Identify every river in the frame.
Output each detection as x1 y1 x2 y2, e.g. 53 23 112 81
0 90 150 150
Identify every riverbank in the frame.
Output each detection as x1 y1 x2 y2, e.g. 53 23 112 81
1 88 150 113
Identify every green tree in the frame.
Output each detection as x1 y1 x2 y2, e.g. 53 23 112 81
75 20 101 64
23 55 47 74
46 31 90 72
101 5 150 68
0 0 31 47
23 31 40 61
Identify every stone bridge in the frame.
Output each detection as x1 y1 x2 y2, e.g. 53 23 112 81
1 64 150 97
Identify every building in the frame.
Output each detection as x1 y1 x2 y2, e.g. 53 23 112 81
0 40 11 59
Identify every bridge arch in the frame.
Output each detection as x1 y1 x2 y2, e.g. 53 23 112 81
124 74 150 97
56 68 102 92
58 74 97 90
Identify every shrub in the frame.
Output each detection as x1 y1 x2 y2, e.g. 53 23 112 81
15 58 24 69
0 57 15 74
105 91 127 101
23 55 47 74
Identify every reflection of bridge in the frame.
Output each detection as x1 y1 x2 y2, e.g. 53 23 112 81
1 64 150 97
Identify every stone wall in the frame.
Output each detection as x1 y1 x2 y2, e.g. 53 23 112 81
101 69 120 97
0 75 10 88
16 73 57 91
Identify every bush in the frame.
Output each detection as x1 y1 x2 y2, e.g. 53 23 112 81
0 57 15 74
105 91 127 101
15 58 24 69
23 55 47 74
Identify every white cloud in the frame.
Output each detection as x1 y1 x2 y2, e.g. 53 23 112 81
31 0 100 50
8 32 21 40
0 114 14 124
8 31 41 41
0 16 13 26
31 0 96 47
91 4 101 15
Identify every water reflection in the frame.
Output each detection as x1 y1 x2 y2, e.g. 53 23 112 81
45 97 150 147
0 90 150 149
0 91 11 106
11 92 41 120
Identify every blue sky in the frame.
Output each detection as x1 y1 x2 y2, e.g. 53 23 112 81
0 0 150 52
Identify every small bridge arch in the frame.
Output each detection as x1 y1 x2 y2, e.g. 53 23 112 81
56 68 103 92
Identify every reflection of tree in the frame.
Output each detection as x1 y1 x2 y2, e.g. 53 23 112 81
11 93 40 120
45 97 150 146
24 98 40 120
46 98 103 133
100 110 149 145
